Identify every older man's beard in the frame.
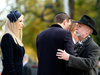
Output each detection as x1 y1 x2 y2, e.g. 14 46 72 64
75 30 86 37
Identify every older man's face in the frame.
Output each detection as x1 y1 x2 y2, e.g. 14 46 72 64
75 23 88 37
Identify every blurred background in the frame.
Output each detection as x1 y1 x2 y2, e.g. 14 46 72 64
0 0 100 69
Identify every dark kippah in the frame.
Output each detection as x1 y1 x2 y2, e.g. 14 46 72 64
7 10 21 22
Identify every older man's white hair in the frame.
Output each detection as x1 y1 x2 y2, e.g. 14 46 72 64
24 54 29 61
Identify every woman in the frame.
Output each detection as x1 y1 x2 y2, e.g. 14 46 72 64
1 10 25 75
69 21 79 44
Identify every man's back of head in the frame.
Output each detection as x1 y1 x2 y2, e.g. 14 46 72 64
54 12 71 24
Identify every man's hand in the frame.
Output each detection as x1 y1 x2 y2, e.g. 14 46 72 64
56 49 70 61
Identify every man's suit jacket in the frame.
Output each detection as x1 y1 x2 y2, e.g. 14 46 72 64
68 37 100 75
36 24 74 75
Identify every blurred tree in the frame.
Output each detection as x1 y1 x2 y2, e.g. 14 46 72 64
94 0 100 46
69 0 74 19
74 0 96 21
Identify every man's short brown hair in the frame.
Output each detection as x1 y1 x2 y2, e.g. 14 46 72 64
54 12 71 23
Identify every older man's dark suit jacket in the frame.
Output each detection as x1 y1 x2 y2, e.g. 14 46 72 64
68 37 100 75
23 62 33 75
36 24 74 75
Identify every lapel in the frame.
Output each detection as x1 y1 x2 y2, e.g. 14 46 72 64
77 44 86 56
77 37 92 56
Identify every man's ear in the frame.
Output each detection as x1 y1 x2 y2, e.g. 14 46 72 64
63 20 67 25
86 28 91 34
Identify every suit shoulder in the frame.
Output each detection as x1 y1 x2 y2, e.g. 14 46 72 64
59 29 72 36
1 33 14 44
63 29 71 34
37 28 48 35
88 38 100 49
1 33 13 40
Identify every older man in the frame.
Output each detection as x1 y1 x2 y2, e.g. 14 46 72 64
56 15 100 75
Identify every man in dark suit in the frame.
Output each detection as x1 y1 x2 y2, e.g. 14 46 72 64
36 12 74 75
23 54 33 75
56 15 100 75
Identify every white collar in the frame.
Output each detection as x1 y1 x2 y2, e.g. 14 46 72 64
23 61 28 66
72 38 76 44
78 40 82 44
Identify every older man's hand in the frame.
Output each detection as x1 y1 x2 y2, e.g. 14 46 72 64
56 49 70 61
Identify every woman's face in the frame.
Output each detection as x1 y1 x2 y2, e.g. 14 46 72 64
19 15 24 30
